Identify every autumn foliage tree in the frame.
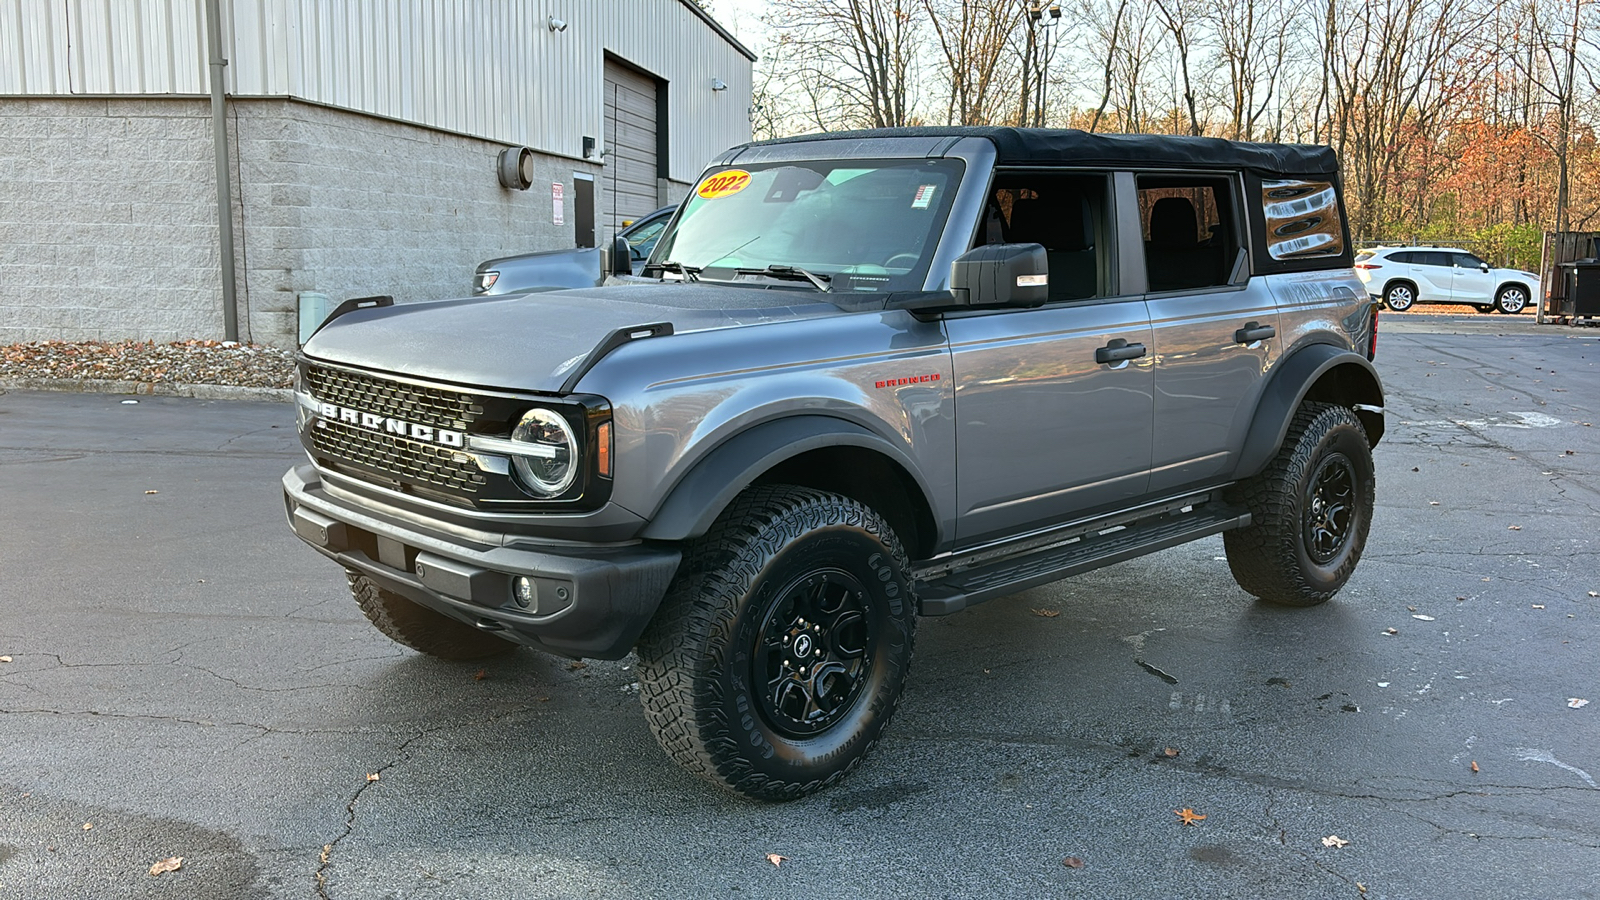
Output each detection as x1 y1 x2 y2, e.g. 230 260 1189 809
752 0 1598 266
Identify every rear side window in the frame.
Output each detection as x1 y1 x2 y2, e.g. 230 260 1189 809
1416 251 1451 267
1138 175 1242 292
1260 180 1343 259
1389 251 1414 264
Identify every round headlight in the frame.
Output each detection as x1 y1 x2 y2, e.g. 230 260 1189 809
510 408 577 497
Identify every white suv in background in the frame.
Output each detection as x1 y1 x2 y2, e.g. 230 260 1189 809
1355 246 1540 314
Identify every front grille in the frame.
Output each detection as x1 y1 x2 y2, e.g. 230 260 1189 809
305 365 480 432
304 364 487 497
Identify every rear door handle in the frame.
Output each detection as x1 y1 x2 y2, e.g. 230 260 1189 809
1234 322 1276 343
1095 339 1148 364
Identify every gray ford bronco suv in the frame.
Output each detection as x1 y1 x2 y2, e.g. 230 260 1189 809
283 127 1382 800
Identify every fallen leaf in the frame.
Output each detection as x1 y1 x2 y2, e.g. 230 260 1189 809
1411 467 1419 472
144 490 159 495
366 773 380 782
568 661 587 671
1175 808 1206 826
1508 525 1522 531
1428 501 1440 506
1413 614 1435 621
1031 608 1061 618
1384 627 1398 635
765 853 788 868
1321 835 1350 848
1569 698 1590 709
1163 747 1180 758
1471 760 1479 773
1407 606 1417 611
148 856 183 876
82 823 93 831
473 668 487 681
1358 884 1368 894
1588 592 1598 598
1532 604 1545 610
1062 856 1086 869
0 656 11 663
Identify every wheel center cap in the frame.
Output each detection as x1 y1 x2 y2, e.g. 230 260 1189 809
792 633 814 658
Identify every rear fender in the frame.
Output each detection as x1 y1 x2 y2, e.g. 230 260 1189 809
1233 344 1384 480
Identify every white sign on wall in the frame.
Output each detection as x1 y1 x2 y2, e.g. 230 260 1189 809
552 182 565 225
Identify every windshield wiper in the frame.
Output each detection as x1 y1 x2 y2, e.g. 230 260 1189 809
736 264 832 292
653 260 701 282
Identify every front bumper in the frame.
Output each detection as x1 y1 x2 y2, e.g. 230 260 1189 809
283 465 681 659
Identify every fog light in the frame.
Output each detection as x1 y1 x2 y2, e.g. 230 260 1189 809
513 576 537 610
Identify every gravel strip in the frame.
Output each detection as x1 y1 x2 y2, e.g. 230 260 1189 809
0 339 294 389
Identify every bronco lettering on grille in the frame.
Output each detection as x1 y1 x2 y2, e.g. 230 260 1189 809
316 402 465 448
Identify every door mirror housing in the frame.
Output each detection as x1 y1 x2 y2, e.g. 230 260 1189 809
1480 262 1490 273
949 243 1050 308
607 234 633 277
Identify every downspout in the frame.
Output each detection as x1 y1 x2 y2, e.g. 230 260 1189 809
205 0 239 342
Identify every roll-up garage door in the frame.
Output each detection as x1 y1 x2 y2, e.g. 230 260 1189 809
603 59 659 237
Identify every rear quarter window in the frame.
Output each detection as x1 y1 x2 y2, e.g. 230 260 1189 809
1260 180 1343 260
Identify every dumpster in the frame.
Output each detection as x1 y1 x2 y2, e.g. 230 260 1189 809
1553 259 1600 318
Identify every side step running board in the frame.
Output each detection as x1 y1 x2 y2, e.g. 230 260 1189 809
914 503 1250 616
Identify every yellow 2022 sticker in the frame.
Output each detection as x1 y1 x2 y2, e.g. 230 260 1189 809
697 169 751 199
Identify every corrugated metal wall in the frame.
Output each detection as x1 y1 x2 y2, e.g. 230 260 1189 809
1 0 753 182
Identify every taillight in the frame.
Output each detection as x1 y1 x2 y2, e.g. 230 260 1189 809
1354 263 1382 270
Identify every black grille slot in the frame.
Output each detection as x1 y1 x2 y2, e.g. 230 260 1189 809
304 365 487 497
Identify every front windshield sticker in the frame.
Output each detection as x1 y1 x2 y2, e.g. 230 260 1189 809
697 170 752 200
912 185 936 209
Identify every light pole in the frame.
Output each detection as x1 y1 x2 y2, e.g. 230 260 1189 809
1022 3 1062 128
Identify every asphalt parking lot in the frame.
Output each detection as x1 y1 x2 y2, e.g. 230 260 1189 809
1 314 1597 900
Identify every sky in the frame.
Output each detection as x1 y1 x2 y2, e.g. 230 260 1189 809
702 0 773 56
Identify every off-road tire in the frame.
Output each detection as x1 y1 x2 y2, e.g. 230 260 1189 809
1495 285 1529 314
635 485 916 801
347 571 516 660
1383 282 1416 312
1224 403 1374 607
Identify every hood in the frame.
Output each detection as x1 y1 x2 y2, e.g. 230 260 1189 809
302 282 845 394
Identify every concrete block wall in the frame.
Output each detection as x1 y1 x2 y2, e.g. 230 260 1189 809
232 99 604 348
0 96 608 349
0 98 226 344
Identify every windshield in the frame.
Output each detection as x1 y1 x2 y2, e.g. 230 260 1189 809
651 158 965 292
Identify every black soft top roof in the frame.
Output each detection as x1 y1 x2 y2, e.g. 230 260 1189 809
747 126 1338 178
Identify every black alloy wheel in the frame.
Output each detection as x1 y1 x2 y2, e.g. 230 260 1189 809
1302 452 1357 565
755 569 876 737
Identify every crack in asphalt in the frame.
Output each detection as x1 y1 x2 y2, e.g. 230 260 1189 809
312 706 539 899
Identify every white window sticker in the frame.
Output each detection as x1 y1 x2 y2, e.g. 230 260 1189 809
912 185 936 209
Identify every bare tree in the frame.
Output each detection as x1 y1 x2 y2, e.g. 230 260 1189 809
1152 0 1203 135
764 0 923 131
921 0 1022 125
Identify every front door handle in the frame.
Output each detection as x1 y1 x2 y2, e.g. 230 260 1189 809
1095 339 1148 364
1234 322 1276 343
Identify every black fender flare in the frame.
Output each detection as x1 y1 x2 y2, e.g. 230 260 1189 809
638 415 937 543
1232 343 1385 480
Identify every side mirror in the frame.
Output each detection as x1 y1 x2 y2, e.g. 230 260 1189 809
950 243 1049 308
1480 262 1490 273
608 234 633 277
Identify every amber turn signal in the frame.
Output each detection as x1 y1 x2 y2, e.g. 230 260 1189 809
596 421 612 478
